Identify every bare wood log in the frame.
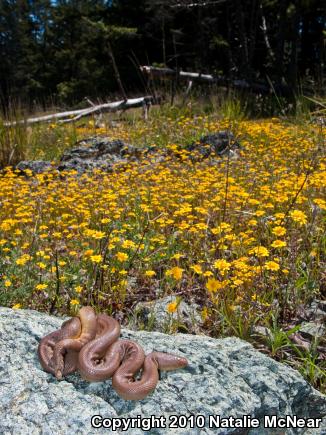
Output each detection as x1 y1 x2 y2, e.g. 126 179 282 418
170 0 227 8
4 108 88 126
55 97 154 124
4 97 155 127
141 65 250 86
182 80 193 105
84 97 97 107
140 65 292 95
185 80 193 95
140 66 216 85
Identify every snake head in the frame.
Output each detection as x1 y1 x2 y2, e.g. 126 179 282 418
55 369 63 380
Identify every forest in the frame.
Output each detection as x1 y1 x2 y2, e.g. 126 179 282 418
0 0 325 109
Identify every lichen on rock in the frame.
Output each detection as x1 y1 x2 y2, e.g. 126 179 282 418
0 307 325 434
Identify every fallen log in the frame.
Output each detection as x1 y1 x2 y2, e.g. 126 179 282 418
140 65 291 95
170 0 227 7
141 66 215 83
4 96 155 126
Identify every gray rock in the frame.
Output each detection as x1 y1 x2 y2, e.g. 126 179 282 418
299 321 325 339
306 300 326 323
295 299 326 343
15 138 142 175
57 137 140 173
15 132 243 177
0 307 325 435
186 131 241 160
252 325 271 338
132 295 203 333
16 160 53 174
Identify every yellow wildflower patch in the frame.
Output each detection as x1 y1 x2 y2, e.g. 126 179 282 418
166 267 184 280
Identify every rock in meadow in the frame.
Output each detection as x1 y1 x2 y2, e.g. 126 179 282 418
0 307 325 435
15 132 242 176
16 138 140 175
132 295 203 333
16 160 53 174
186 131 241 159
57 137 140 173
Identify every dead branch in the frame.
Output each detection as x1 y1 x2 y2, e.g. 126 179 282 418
140 65 292 95
4 97 155 126
169 0 227 8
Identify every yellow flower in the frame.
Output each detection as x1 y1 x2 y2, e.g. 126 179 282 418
167 300 178 313
171 253 183 260
84 249 94 257
90 255 102 263
69 251 78 256
289 209 307 226
272 226 286 236
145 270 156 277
248 246 269 257
4 280 12 287
313 198 326 210
35 283 48 290
264 261 280 271
213 259 231 274
203 270 213 277
201 307 209 321
165 266 184 280
232 258 249 271
271 240 287 249
190 264 203 274
37 262 47 269
116 252 129 262
12 303 21 309
92 231 106 240
206 278 224 293
101 218 111 224
122 240 136 249
75 285 83 293
70 299 79 306
16 254 31 266
232 279 244 286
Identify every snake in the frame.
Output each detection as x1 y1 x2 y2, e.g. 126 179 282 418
38 316 81 377
38 306 188 400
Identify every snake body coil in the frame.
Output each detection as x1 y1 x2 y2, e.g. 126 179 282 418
38 306 188 400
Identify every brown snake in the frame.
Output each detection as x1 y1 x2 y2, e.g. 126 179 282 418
38 306 188 400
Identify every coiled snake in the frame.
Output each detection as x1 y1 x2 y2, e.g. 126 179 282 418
38 306 188 400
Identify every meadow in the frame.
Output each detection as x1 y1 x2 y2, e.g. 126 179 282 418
0 103 325 391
